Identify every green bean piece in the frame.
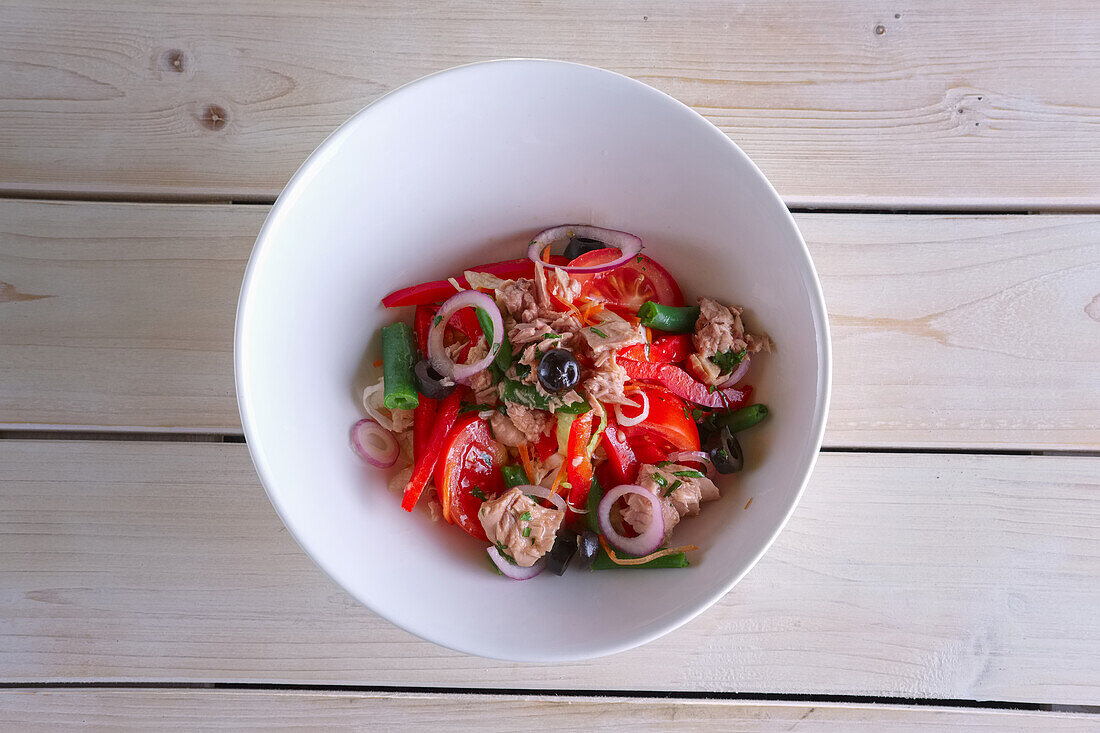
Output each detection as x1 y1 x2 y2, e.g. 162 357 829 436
381 322 419 410
501 464 529 489
712 404 769 433
591 549 690 569
475 306 512 372
586 474 604 534
500 380 592 414
637 301 701 333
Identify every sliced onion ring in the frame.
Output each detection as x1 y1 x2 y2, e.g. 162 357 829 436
519 484 587 514
598 484 665 557
487 546 546 580
667 451 717 481
351 418 399 468
716 354 751 389
527 225 642 274
427 290 503 383
613 389 649 427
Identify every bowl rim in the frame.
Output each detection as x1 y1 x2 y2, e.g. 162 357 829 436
235 58 832 662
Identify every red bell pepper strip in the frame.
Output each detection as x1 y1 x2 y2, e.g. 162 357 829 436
401 386 467 511
532 430 557 463
412 396 438 463
413 305 435 356
619 357 751 409
382 256 570 308
619 334 693 363
599 414 639 485
565 412 594 515
414 303 484 361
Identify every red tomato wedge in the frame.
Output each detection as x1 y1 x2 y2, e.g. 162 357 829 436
620 357 751 409
618 385 700 465
568 249 683 317
435 414 508 541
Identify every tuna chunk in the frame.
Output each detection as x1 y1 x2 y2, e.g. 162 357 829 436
498 278 539 323
582 352 633 405
491 403 550 446
693 297 772 360
619 462 720 544
479 487 564 567
581 311 645 367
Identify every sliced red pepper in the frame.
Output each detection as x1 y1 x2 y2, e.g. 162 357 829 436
619 333 693 363
619 357 751 409
382 256 569 308
401 386 467 511
532 430 557 463
413 305 436 356
565 412 594 519
599 414 639 485
412 396 438 462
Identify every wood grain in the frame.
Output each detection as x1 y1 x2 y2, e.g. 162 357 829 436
1 689 1095 732
1 440 1096 703
2 199 1098 448
1 1 1099 206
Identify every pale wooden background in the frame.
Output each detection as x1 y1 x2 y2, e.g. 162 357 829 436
1 1 1098 730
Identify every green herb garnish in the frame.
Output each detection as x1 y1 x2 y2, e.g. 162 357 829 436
459 403 492 414
433 315 443 327
522 527 532 538
673 469 705 479
654 460 674 467
712 349 747 373
590 327 609 338
664 479 682 497
472 487 488 500
651 473 668 488
519 511 531 521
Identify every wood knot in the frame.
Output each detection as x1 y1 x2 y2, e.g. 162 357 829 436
198 104 229 131
874 24 886 35
159 49 188 73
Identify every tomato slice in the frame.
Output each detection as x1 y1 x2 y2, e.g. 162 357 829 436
568 249 684 316
618 386 700 464
435 414 508 541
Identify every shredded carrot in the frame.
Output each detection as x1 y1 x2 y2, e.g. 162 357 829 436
579 301 605 326
622 312 641 326
599 536 699 566
372 357 383 368
550 462 567 495
551 289 585 322
744 497 754 510
517 443 536 484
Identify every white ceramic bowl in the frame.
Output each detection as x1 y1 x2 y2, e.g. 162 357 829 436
236 59 830 662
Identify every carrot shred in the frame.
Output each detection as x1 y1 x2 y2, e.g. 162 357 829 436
744 497 754 510
372 357 383 368
599 536 699 566
517 443 536 484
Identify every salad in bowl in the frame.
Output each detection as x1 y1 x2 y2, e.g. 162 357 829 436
354 224 771 579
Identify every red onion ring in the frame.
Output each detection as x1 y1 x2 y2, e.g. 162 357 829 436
527 225 642 274
487 546 546 580
667 451 717 481
716 354 751 389
351 419 399 468
520 484 586 514
427 290 503 383
613 390 649 427
598 484 665 557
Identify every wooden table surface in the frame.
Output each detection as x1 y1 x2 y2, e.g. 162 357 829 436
1 1 1098 730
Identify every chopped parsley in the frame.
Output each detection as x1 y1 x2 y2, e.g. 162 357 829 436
712 349 747 374
433 315 443 327
519 511 532 521
664 479 682 497
471 487 488 501
654 460 674 467
543 333 563 340
673 469 705 479
590 327 609 339
494 541 517 564
651 473 668 488
522 527 532 538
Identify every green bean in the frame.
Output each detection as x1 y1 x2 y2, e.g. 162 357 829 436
501 464 529 489
475 306 512 372
711 404 769 433
500 380 591 414
381 322 419 410
637 301 700 333
591 549 690 569
586 474 604 534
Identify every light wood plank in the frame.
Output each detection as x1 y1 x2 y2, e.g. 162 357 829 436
1 441 1097 703
0 690 1095 732
3 200 1098 448
1 1 1099 206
